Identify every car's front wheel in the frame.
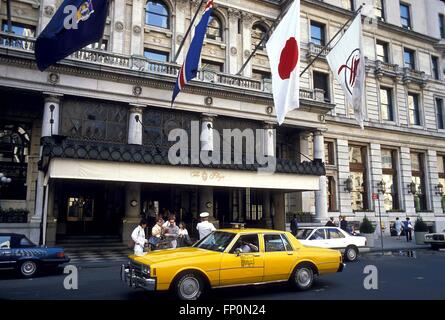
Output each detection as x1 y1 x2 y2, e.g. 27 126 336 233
290 264 315 291
19 260 38 278
344 245 359 262
174 272 204 300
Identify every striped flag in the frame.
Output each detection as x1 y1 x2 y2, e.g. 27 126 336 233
171 0 213 105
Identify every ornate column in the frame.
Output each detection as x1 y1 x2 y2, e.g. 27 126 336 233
314 130 328 223
228 8 241 74
112 0 125 53
200 114 216 152
122 183 142 243
130 0 144 55
241 12 254 78
263 122 275 157
128 104 144 145
32 93 62 244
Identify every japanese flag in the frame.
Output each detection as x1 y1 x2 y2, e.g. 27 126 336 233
266 0 300 125
327 15 365 129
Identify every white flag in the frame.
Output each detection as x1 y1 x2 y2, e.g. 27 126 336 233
327 15 365 128
266 0 300 125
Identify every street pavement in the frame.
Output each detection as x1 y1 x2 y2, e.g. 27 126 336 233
0 249 444 300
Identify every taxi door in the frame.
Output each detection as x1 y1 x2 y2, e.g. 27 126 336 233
219 234 264 286
262 233 296 282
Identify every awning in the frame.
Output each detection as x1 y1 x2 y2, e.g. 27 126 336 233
47 158 320 191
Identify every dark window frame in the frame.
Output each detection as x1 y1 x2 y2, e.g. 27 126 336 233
381 149 400 211
144 48 170 62
380 87 394 121
403 48 416 70
313 71 330 103
349 145 369 211
145 0 170 29
376 40 389 63
400 2 411 29
408 92 421 126
310 21 326 46
432 56 440 80
436 98 445 130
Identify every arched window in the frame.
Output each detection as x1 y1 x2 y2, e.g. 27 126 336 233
206 14 223 41
146 0 170 29
252 23 268 50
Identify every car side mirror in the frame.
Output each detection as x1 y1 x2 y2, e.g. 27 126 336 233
235 248 243 256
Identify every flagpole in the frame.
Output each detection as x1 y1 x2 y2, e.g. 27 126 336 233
299 5 363 77
173 0 206 62
236 8 287 76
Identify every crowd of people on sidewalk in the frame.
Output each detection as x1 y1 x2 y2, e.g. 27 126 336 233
130 210 216 256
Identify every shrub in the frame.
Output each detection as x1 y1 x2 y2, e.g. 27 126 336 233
414 217 429 232
359 216 375 234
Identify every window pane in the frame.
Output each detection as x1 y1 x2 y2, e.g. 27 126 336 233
351 172 364 211
381 149 393 169
310 229 325 240
328 228 345 239
349 146 362 164
230 234 259 253
264 234 286 252
207 14 222 40
202 60 223 72
411 153 420 171
437 98 444 129
400 3 411 28
1 22 36 37
144 49 169 62
404 50 414 69
146 0 169 29
0 236 11 249
432 57 439 80
380 88 393 121
376 41 388 62
310 22 325 45
408 94 420 125
313 71 330 102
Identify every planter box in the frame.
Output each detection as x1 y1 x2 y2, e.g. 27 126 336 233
363 233 375 248
414 232 428 245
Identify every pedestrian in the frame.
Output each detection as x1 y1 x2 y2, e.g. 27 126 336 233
164 216 180 248
149 217 164 251
325 217 336 227
394 217 402 240
177 222 192 247
196 212 216 240
290 214 299 236
340 216 348 231
402 217 413 242
147 201 157 228
131 218 148 256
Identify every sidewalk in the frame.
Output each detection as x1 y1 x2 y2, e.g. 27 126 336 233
364 235 429 252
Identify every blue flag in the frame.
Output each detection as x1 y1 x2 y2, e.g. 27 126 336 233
172 0 213 105
35 0 108 71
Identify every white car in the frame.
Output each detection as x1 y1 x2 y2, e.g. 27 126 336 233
295 227 367 262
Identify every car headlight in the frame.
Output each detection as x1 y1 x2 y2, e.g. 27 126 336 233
141 265 150 276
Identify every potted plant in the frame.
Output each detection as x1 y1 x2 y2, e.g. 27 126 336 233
414 217 429 245
359 216 376 247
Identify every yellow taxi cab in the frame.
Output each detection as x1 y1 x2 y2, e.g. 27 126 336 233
121 227 344 300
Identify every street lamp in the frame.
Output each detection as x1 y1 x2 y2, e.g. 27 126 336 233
435 182 444 196
0 173 12 186
407 181 417 195
377 179 386 194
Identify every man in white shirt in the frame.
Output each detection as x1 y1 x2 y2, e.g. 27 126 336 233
131 218 148 256
196 212 216 240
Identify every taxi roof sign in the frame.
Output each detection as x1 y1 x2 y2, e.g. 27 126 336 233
230 222 246 229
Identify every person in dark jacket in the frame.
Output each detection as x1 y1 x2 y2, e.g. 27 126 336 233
290 214 299 236
325 217 336 227
340 216 348 231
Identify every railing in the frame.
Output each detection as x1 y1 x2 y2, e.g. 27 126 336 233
0 32 326 100
307 42 331 58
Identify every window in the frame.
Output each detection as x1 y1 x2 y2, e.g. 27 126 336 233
202 59 223 72
381 149 399 211
1 21 36 37
376 40 389 63
324 141 335 166
0 236 11 249
403 49 415 70
246 189 263 221
252 70 271 81
342 0 354 11
313 71 330 102
207 14 223 40
400 3 411 29
327 228 345 239
375 0 385 20
146 0 169 29
310 21 326 46
327 176 337 212
309 229 326 240
436 98 445 130
0 122 31 200
349 145 369 211
144 48 169 62
230 234 259 253
264 234 286 252
408 93 421 126
411 152 427 212
438 155 445 212
380 87 394 121
432 56 440 80
439 14 445 39
252 23 268 50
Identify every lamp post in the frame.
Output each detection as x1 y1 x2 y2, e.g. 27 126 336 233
0 173 12 188
376 179 386 255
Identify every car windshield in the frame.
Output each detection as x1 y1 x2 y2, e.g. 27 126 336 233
296 229 314 239
193 231 235 252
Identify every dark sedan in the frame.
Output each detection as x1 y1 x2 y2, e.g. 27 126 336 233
0 233 70 277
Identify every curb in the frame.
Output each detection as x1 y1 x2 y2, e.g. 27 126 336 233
362 245 430 253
